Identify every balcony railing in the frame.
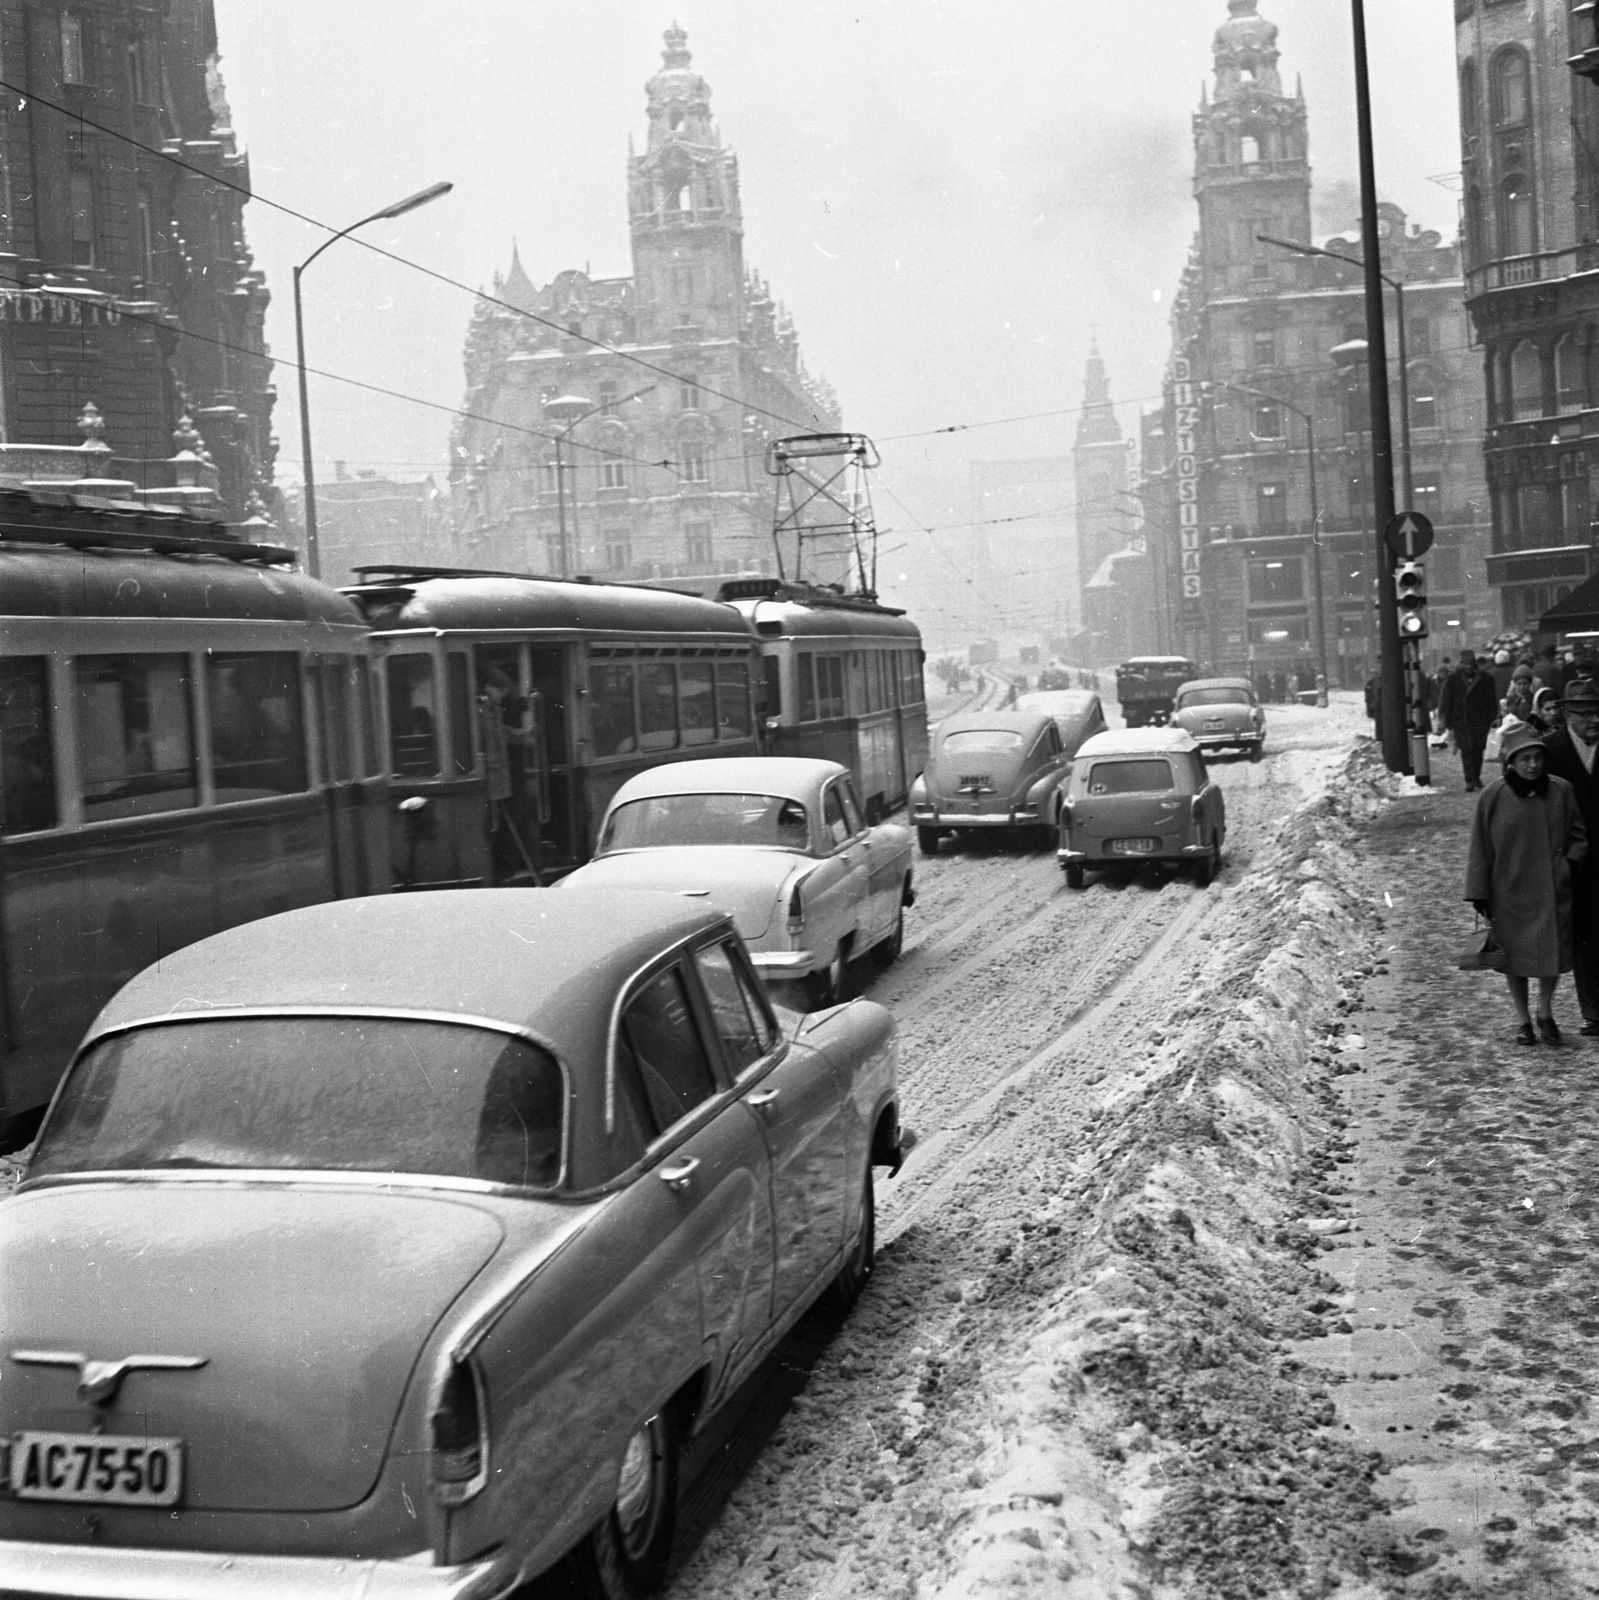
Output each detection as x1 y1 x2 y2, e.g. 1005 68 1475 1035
1467 243 1599 298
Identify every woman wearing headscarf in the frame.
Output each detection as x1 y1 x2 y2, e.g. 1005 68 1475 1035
1465 720 1588 1045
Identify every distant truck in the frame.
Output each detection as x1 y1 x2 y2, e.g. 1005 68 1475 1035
1115 655 1200 727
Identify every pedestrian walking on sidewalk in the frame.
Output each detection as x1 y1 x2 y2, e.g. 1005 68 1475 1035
1465 720 1588 1046
1439 653 1499 790
1542 678 1599 1033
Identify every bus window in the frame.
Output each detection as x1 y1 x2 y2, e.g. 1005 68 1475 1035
680 661 716 746
354 658 379 776
388 654 440 778
589 661 636 757
638 662 678 752
798 654 817 722
720 660 754 738
318 659 354 784
209 654 309 801
447 652 474 776
76 654 197 820
1 657 56 834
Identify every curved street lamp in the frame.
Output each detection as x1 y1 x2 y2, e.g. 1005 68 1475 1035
294 181 453 578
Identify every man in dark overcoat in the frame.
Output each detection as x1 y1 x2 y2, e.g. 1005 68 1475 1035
1438 653 1499 791
1543 677 1599 1033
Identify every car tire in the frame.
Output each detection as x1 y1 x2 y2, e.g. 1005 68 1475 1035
805 945 848 1010
561 1409 679 1600
1250 742 1264 764
874 901 905 968
822 1168 875 1313
1191 838 1220 888
1064 861 1085 889
917 826 940 857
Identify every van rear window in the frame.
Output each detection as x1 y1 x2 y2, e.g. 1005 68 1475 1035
1087 759 1174 795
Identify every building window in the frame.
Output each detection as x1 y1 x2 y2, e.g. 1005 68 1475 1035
1336 552 1366 598
680 374 701 410
1562 479 1591 540
1410 379 1438 430
601 454 627 489
1501 175 1536 257
1247 557 1303 602
60 13 85 84
1460 59 1478 136
1510 340 1544 420
1256 482 1288 527
68 169 95 266
1491 48 1529 127
1516 483 1554 545
1408 316 1432 355
1251 399 1284 439
1556 334 1585 413
1247 615 1309 646
1413 474 1442 522
1252 329 1275 367
680 448 708 484
1432 544 1463 591
685 521 713 566
135 190 153 279
604 528 632 571
1240 133 1261 165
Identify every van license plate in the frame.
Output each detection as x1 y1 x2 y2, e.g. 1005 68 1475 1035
8 1432 183 1506
1108 838 1159 855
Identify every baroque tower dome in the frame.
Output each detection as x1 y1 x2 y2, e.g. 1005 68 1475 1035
1213 0 1284 101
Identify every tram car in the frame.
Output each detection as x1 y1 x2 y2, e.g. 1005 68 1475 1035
341 567 763 888
718 577 928 822
0 490 386 1140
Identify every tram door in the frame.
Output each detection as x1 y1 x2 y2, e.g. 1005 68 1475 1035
527 646 577 867
314 657 367 899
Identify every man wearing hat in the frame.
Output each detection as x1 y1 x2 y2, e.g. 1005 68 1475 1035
1438 653 1499 791
1543 678 1599 1032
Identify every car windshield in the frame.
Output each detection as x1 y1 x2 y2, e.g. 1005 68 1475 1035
29 1017 564 1187
1085 759 1176 794
1178 688 1251 708
941 729 1024 754
601 792 809 850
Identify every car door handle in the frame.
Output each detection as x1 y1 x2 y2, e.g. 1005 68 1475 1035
659 1158 701 1191
747 1088 780 1109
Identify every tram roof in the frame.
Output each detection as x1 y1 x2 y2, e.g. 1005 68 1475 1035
0 545 366 626
730 596 922 642
343 570 754 640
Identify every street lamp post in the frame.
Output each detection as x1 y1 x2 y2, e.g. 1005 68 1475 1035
1213 382 1329 705
294 181 452 579
541 386 656 578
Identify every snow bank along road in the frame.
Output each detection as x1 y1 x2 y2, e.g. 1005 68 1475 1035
641 697 1446 1600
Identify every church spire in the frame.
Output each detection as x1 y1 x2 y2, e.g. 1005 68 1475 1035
1076 339 1121 447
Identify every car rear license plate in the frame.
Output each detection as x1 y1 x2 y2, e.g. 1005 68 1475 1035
7 1432 183 1506
1108 838 1159 855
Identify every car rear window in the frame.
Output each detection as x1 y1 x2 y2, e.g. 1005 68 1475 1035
30 1018 564 1187
1085 759 1175 794
1178 688 1251 708
942 730 1023 753
600 792 808 850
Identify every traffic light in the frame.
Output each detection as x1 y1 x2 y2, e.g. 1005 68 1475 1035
1395 560 1428 640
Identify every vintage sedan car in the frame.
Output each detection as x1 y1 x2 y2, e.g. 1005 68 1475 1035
1015 688 1109 756
1170 676 1266 761
909 709 1070 855
1057 727 1227 888
560 757 913 1010
0 889 906 1600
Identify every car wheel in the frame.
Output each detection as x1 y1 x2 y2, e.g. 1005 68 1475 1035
1064 861 1085 889
874 900 905 968
805 945 848 1010
1249 742 1264 763
1191 838 1220 888
562 1409 679 1600
822 1168 875 1313
917 826 940 857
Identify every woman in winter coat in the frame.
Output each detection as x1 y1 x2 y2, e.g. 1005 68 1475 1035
1465 719 1588 1045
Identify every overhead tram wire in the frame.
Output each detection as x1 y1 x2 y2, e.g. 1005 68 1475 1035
0 76 821 439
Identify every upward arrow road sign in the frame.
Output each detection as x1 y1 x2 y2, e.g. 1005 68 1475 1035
1384 511 1435 559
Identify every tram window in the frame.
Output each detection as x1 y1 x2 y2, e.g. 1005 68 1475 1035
388 654 439 778
798 654 817 721
318 660 353 784
816 655 846 720
637 662 678 752
680 661 716 746
589 661 637 757
209 654 309 801
447 653 474 776
75 654 197 820
719 660 754 738
1 657 56 834
757 656 780 723
354 658 379 776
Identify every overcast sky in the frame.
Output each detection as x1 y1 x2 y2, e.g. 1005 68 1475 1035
212 0 1462 639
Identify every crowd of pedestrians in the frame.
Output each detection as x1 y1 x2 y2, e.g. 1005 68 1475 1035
1442 644 1599 1045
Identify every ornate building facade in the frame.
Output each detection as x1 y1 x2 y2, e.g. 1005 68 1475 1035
1457 0 1599 630
0 0 273 517
1141 0 1492 686
449 27 841 586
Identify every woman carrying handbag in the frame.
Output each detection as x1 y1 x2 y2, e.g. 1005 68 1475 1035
1464 719 1589 1045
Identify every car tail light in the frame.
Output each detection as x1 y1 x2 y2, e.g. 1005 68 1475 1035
431 1357 488 1505
1191 797 1204 825
787 879 805 935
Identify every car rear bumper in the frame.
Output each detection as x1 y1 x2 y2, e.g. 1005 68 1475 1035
0 1539 509 1599
914 811 1032 829
1057 842 1210 865
750 949 816 976
1190 731 1260 747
